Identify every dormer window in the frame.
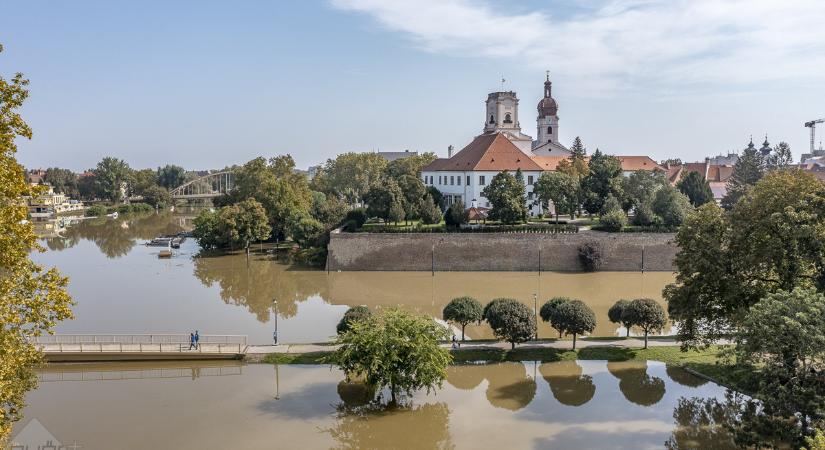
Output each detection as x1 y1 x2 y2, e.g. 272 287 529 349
504 113 513 124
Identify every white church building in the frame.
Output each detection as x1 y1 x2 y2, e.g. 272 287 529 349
422 75 662 216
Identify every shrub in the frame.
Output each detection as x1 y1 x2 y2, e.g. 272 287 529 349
652 185 693 227
442 296 483 341
540 297 571 338
336 306 372 335
553 299 596 349
419 194 442 225
290 216 325 248
444 200 468 229
483 298 536 349
632 202 656 226
85 204 107 217
578 243 603 271
342 208 367 230
599 210 627 232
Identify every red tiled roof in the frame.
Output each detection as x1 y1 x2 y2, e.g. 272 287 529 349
423 133 543 172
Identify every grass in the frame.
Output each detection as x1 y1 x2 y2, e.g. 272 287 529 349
261 351 331 364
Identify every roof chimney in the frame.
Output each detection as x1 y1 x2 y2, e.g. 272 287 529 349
447 145 454 158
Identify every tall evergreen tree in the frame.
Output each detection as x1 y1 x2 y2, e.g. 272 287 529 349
581 149 623 215
721 140 764 210
570 136 587 159
677 171 714 206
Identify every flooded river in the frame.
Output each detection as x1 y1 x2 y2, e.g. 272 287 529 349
33 210 675 343
15 360 733 449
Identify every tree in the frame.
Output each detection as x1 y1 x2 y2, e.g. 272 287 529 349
156 164 186 189
426 186 444 211
557 138 589 217
533 171 577 222
721 141 764 210
0 44 73 443
540 297 570 338
128 168 157 197
483 298 536 349
365 179 403 223
677 171 714 206
666 170 825 348
570 136 587 159
444 200 468 229
388 198 405 224
396 174 426 222
317 152 388 204
608 299 633 337
442 296 483 341
192 209 222 250
736 288 825 437
141 185 171 208
42 167 78 198
553 299 596 350
93 156 131 202
290 216 325 248
220 198 272 254
765 142 793 171
482 170 527 224
599 194 626 231
622 170 667 212
331 309 451 404
652 184 693 227
309 191 347 228
623 298 666 349
418 194 442 225
336 306 372 335
582 149 623 215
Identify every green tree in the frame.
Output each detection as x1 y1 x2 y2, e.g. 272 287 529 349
556 138 589 217
677 171 714 206
765 141 793 171
192 208 222 250
483 298 536 349
384 152 438 180
317 152 388 204
0 44 74 442
93 156 131 202
482 170 527 224
608 299 633 337
388 198 405 224
336 306 372 335
309 191 347 228
621 170 667 212
623 298 666 349
128 168 158 197
397 174 426 223
42 167 79 198
156 164 186 189
141 185 171 208
553 299 596 350
736 287 825 438
220 198 272 254
540 297 570 338
582 149 623 215
652 184 693 227
290 216 325 248
534 171 577 222
444 200 468 229
418 194 442 225
442 296 483 341
331 309 451 404
77 172 99 200
570 136 587 159
365 179 403 223
721 140 764 210
426 186 444 211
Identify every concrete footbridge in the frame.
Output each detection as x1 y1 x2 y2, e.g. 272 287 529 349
35 334 248 362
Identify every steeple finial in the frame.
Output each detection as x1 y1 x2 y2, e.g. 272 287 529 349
546 70 550 82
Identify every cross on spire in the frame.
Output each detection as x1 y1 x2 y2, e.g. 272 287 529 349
546 70 550 81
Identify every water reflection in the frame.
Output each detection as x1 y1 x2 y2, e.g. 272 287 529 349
447 363 537 411
666 366 708 388
607 360 666 406
665 396 739 449
540 360 596 406
326 402 453 450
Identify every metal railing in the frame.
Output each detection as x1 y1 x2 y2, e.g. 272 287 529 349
38 364 244 382
35 334 248 354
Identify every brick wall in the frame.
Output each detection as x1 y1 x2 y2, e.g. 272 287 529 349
326 230 677 272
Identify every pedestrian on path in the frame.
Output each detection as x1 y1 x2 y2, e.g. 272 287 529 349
452 335 458 349
194 330 200 349
188 332 196 350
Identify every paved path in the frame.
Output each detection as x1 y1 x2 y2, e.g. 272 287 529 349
246 337 690 355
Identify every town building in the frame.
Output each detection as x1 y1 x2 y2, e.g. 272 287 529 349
26 185 84 218
422 76 662 216
377 150 419 161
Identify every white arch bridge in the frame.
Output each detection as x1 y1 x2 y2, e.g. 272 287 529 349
170 171 234 199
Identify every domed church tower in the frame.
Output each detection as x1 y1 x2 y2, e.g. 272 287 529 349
535 71 559 147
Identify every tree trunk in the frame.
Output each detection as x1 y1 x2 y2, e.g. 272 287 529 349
511 341 515 350
572 333 577 350
461 324 466 341
626 325 630 338
390 383 397 404
644 330 648 349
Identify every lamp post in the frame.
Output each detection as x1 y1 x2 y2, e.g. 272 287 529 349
273 300 279 345
533 293 538 341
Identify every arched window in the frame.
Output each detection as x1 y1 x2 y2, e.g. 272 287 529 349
547 126 552 134
504 113 513 124
489 115 495 124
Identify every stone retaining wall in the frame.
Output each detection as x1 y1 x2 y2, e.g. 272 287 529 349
326 230 677 272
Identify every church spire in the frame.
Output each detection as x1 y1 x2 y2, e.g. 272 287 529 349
544 70 552 98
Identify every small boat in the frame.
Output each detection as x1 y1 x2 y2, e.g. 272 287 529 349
158 249 172 258
107 212 119 219
147 237 173 247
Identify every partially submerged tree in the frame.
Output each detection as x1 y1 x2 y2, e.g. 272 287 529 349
331 309 451 404
623 298 667 348
484 298 536 349
608 299 633 337
336 306 372 335
442 296 483 341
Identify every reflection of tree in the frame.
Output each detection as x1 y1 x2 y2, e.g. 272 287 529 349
539 361 595 406
192 252 328 320
51 212 187 258
326 402 453 450
337 381 374 408
445 362 537 411
664 396 740 449
665 366 708 388
445 364 486 390
607 360 665 406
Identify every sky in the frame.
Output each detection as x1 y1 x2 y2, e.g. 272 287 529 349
2 0 824 172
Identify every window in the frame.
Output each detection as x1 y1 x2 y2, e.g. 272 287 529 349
466 175 470 185
457 176 461 186
547 126 552 134
528 175 534 185
479 175 486 185
489 115 495 124
439 176 442 185
450 176 454 185
504 113 512 124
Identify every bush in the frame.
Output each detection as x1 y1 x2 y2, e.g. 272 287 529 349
336 306 372 335
632 202 656 226
553 300 596 349
85 204 107 217
599 210 627 232
444 200 468 229
142 185 171 208
652 185 693 227
540 297 571 338
291 216 325 248
442 296 483 341
578 243 603 271
419 194 442 225
343 208 367 230
483 298 536 349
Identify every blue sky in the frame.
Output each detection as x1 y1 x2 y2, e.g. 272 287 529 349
2 0 824 171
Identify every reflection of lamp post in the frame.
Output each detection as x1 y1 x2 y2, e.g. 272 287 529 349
273 300 279 345
533 293 538 341
273 364 280 400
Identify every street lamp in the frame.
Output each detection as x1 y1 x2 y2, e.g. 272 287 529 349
533 293 538 341
273 300 279 345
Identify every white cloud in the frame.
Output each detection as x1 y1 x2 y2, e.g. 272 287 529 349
331 0 825 93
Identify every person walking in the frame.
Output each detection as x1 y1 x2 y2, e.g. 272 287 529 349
194 330 200 349
452 335 458 349
188 332 195 350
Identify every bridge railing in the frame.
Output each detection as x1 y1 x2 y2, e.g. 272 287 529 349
34 334 247 345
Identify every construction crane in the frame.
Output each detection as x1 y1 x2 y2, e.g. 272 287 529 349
805 118 825 153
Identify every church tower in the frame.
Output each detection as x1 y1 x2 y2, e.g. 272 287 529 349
535 72 559 148
483 91 522 135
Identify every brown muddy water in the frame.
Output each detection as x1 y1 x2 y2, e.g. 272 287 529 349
33 210 675 344
15 360 732 449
